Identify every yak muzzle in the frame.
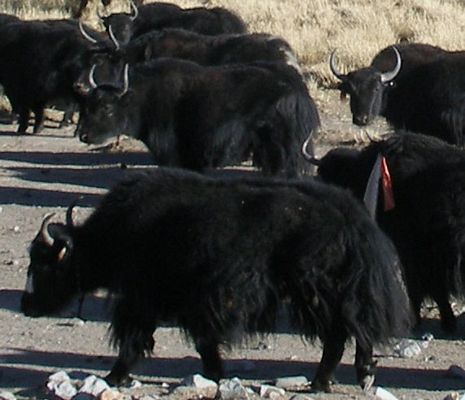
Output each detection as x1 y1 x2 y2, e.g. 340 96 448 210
353 114 370 126
20 292 43 318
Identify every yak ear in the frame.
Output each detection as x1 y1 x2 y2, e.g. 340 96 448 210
47 224 74 264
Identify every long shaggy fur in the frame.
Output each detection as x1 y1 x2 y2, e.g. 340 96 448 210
316 133 465 332
22 168 411 389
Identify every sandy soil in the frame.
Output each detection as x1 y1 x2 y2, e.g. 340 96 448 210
1 90 465 399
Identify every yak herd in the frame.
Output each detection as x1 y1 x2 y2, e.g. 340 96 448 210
2 0 465 394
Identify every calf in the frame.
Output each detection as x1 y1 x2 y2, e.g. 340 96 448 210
21 167 412 391
76 59 320 177
307 133 465 332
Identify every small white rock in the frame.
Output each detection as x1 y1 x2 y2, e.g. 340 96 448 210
181 374 218 389
275 376 309 389
0 391 16 400
13 226 19 233
129 380 142 389
78 375 110 396
52 381 78 400
393 339 422 358
443 393 460 400
260 384 286 398
374 386 399 400
218 377 249 400
47 370 71 384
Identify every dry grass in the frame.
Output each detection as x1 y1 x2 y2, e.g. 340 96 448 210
2 0 465 88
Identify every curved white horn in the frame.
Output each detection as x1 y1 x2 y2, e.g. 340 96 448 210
79 21 98 44
329 50 346 81
108 25 121 51
129 0 139 20
88 64 98 89
39 213 56 247
380 46 402 83
301 134 321 165
119 64 130 96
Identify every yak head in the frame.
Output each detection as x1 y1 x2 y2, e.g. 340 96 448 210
21 206 79 318
76 63 131 145
330 47 402 126
99 0 138 46
75 21 126 96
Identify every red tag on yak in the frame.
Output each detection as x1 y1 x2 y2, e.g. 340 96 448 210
381 156 395 211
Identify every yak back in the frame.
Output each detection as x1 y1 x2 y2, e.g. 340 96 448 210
318 133 465 198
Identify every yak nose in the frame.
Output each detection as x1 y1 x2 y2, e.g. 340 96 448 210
353 114 369 126
73 81 90 95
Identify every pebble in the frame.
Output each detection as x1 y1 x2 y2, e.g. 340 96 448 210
0 391 16 400
443 393 460 400
181 374 218 390
374 386 399 400
260 385 286 399
218 377 249 400
393 339 423 358
51 381 78 400
275 376 309 390
78 375 110 396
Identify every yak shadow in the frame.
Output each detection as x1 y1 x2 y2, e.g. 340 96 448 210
0 151 153 167
1 347 464 392
0 187 102 208
0 289 111 323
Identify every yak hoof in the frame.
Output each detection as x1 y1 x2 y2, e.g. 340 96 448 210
310 379 331 393
360 374 375 392
104 372 133 387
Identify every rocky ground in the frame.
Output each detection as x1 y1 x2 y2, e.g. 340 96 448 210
1 90 465 400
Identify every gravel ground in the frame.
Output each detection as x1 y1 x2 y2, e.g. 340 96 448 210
1 90 465 399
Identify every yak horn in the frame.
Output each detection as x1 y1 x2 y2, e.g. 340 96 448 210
301 134 321 165
119 64 130 96
108 25 121 51
88 64 98 89
66 200 80 228
39 213 56 247
79 21 98 44
329 50 346 81
380 46 402 83
129 0 139 20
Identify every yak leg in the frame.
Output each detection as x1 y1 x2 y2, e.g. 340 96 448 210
434 294 456 333
194 337 223 382
355 341 377 391
32 107 45 134
17 107 30 134
106 303 156 386
311 328 347 392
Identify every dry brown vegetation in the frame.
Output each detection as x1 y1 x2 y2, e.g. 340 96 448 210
3 0 465 89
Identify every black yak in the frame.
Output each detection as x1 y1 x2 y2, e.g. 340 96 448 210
329 43 448 126
0 19 103 133
100 1 246 45
21 167 411 391
74 27 302 96
76 58 320 177
306 133 465 332
330 43 465 145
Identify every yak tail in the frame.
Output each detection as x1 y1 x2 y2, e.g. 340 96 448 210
341 216 413 348
274 86 321 177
